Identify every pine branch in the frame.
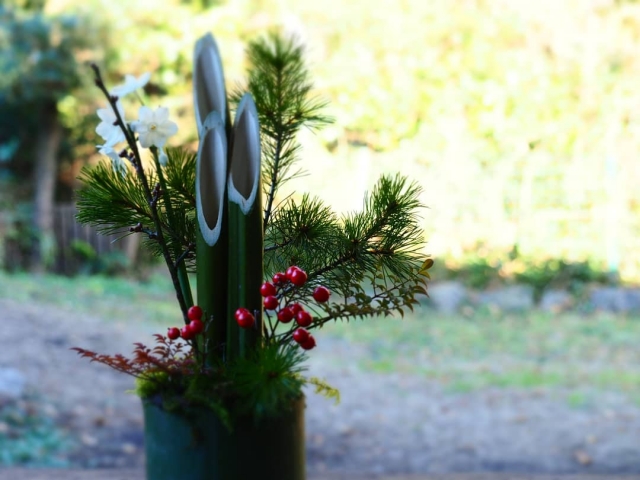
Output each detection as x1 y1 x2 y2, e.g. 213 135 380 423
264 174 425 302
228 343 307 419
75 159 196 267
264 193 342 273
230 32 332 230
76 160 155 234
163 147 197 209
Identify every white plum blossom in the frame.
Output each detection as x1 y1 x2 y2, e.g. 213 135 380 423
132 106 178 149
110 73 151 97
98 144 127 177
96 101 126 146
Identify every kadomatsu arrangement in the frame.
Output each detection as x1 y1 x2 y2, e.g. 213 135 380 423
73 31 431 480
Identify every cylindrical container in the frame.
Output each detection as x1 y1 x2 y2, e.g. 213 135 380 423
143 396 306 480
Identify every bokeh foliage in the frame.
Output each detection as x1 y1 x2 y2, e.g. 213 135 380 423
4 0 640 279
250 0 640 281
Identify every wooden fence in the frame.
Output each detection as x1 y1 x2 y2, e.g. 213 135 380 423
1 203 139 274
52 203 139 274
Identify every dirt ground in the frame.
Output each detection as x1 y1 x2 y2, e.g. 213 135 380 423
2 297 640 476
1 471 639 480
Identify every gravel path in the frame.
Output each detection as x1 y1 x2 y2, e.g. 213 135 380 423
2 298 640 475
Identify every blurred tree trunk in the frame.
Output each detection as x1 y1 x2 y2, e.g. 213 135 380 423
31 100 62 271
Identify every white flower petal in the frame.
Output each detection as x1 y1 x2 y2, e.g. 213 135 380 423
96 107 113 122
138 132 153 148
153 134 168 148
96 122 112 139
110 72 151 97
98 144 114 156
155 107 170 123
98 144 127 177
133 106 178 149
107 129 126 146
137 106 153 123
95 102 126 143
138 72 151 86
158 121 178 137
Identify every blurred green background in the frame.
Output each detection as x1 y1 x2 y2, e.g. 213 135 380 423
2 0 640 281
3 0 640 469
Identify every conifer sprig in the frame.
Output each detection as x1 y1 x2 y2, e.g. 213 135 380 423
76 160 155 233
229 343 306 419
265 174 425 298
163 148 197 209
230 33 332 230
75 152 198 273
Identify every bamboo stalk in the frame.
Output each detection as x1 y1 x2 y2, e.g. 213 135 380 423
193 32 230 363
227 94 263 360
196 112 228 364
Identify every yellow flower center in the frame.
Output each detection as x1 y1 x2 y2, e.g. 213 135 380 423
149 123 157 131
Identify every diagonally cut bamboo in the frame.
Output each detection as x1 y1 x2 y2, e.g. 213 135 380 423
195 112 228 364
193 33 227 136
227 94 263 360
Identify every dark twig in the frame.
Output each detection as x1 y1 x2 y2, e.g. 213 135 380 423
91 63 190 323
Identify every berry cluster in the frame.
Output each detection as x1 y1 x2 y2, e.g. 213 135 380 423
234 265 331 351
165 266 331 352
167 305 205 341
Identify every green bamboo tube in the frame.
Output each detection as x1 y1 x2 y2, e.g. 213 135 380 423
195 112 228 364
143 396 306 480
227 94 263 360
194 32 230 363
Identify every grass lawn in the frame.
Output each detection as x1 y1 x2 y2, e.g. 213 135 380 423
3 271 639 402
324 307 640 399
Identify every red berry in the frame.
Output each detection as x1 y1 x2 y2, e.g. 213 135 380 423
289 268 308 287
272 272 287 285
260 282 277 297
286 266 301 280
299 334 316 350
264 295 279 310
289 303 304 315
312 286 331 303
277 308 294 323
292 327 309 344
187 305 203 321
235 308 250 321
235 310 255 329
295 310 313 327
181 325 194 340
188 319 204 335
167 327 180 340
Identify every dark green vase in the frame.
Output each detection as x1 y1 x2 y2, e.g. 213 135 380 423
142 396 306 480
